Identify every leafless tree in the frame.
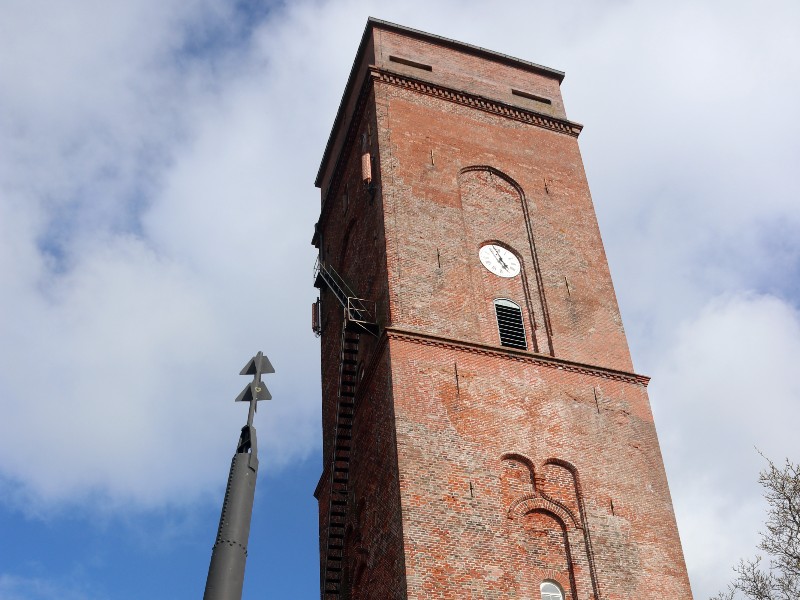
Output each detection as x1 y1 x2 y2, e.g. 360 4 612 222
712 456 800 600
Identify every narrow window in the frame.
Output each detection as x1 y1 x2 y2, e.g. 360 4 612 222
540 581 564 600
494 299 527 350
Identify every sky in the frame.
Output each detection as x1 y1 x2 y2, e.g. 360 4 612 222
0 0 798 598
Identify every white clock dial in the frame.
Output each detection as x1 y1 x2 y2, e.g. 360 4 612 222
479 244 520 278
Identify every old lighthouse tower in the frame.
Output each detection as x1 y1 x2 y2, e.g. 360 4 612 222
312 18 693 600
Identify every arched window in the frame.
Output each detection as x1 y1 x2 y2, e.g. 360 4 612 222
540 580 564 600
494 298 527 350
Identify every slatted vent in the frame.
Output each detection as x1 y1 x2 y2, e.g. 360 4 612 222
494 299 527 350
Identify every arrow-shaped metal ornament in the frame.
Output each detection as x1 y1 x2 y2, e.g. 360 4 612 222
235 351 273 425
239 352 275 377
235 381 272 404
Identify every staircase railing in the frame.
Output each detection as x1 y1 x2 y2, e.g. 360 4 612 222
314 258 378 335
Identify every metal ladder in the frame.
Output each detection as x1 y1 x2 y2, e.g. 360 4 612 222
322 318 360 599
314 258 378 599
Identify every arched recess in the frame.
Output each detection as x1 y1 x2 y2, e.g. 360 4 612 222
517 508 578 600
538 461 582 527
458 166 553 354
540 458 601 600
500 453 537 507
501 455 601 600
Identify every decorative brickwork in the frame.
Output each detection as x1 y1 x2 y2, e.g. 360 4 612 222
374 69 583 137
313 18 693 600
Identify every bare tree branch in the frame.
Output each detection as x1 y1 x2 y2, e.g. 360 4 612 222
712 454 800 600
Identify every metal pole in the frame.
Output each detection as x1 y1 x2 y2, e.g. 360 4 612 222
203 426 259 600
203 352 273 600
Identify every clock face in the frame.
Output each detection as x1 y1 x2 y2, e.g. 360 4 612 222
479 244 521 278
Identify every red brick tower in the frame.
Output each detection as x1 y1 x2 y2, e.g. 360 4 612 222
312 18 693 600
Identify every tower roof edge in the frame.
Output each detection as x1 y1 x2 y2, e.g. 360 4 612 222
314 17 566 189
366 17 565 82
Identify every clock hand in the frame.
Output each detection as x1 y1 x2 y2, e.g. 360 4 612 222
492 247 510 271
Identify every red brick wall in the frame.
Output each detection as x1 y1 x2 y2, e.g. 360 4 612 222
375 79 633 371
371 28 567 119
314 20 692 600
386 336 690 598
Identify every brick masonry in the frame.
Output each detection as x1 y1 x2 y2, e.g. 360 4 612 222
313 18 693 600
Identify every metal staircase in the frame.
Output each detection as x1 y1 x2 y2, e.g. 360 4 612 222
314 258 377 599
314 258 378 336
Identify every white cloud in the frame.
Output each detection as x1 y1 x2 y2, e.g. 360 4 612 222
651 293 800 597
0 0 322 511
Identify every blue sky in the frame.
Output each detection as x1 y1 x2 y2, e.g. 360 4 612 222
1 1 799 598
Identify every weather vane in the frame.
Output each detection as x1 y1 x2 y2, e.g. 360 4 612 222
203 351 274 600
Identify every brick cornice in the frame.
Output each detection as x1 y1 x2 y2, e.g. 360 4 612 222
384 327 650 386
371 66 583 138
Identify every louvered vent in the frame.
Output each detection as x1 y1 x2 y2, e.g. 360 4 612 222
494 299 527 350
